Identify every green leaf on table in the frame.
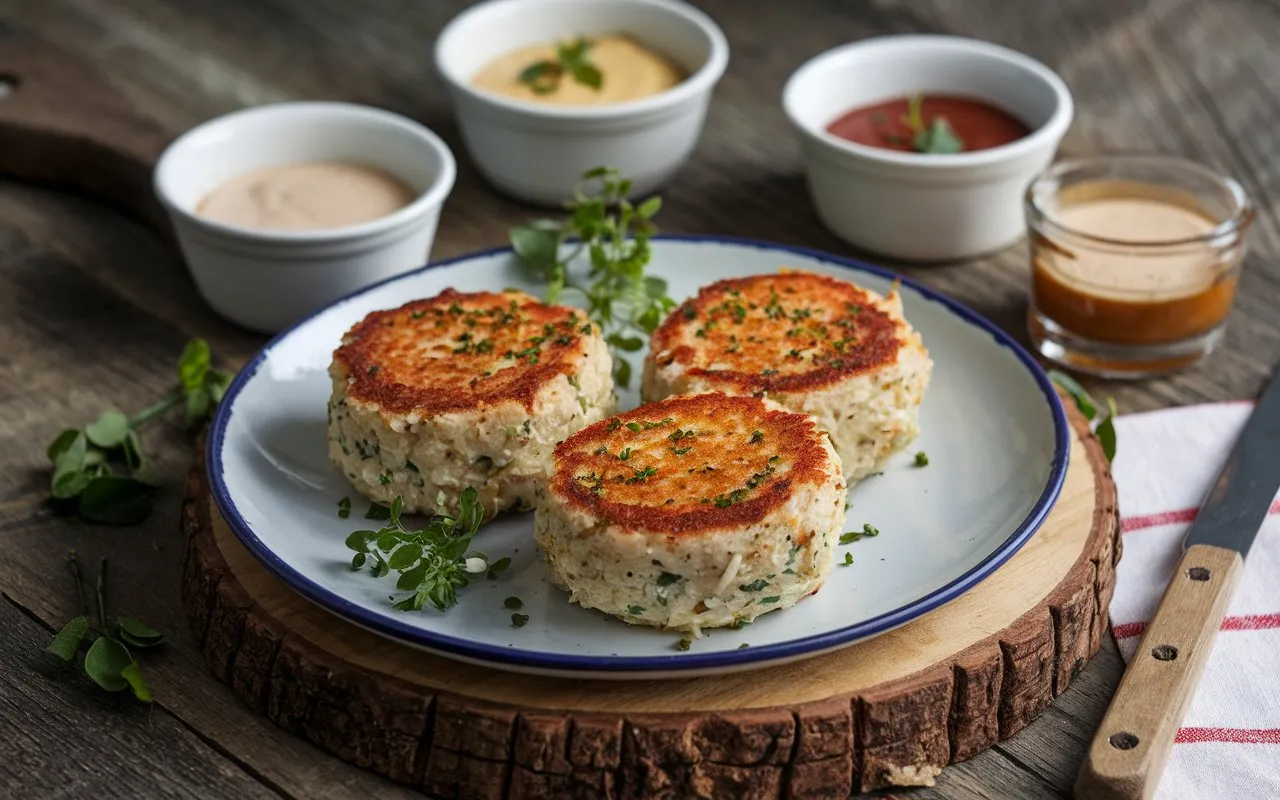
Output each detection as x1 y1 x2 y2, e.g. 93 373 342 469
1097 398 1118 462
46 615 90 661
185 389 212 431
83 636 132 692
178 338 212 393
47 429 82 464
77 476 153 525
120 661 152 703
1047 370 1098 421
121 430 145 472
84 411 129 449
117 616 164 648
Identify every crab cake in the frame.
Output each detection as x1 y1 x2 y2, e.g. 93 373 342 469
533 393 845 634
328 289 616 517
642 271 931 482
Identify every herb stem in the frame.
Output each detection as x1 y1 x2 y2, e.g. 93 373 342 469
129 391 183 428
68 550 89 619
95 557 108 633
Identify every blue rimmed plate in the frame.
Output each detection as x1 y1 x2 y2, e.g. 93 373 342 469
208 236 1068 679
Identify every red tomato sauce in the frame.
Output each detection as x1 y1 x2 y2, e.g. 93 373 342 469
826 95 1031 153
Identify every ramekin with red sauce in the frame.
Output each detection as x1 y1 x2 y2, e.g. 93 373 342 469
783 35 1073 261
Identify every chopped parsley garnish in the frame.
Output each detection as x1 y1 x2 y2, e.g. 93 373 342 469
749 430 764 444
676 637 692 651
607 419 621 432
914 451 929 467
713 488 749 507
762 368 778 377
657 572 682 587
672 446 692 456
839 523 881 545
627 466 657 484
504 596 523 610
841 552 854 567
627 605 646 615
682 305 697 320
758 596 782 605
337 497 351 519
511 613 529 628
378 473 391 486
619 447 632 461
625 422 642 432
669 428 695 441
739 579 768 592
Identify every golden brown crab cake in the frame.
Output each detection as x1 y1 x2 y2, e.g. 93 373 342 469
641 271 931 482
533 393 845 634
328 289 616 517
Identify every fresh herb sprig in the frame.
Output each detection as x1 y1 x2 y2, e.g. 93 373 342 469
901 94 964 154
344 488 510 613
1049 370 1118 462
46 552 164 703
511 167 674 387
45 339 232 524
518 37 603 95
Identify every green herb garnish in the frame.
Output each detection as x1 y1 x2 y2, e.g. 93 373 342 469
657 572 682 587
338 497 352 519
45 339 231 525
345 489 504 613
510 167 673 388
901 93 965 154
504 596 523 610
46 552 162 703
914 451 929 468
517 37 603 95
839 523 880 545
676 636 692 651
627 605 646 615
511 613 530 628
758 596 782 605
1048 370 1118 462
739 579 768 592
840 552 854 567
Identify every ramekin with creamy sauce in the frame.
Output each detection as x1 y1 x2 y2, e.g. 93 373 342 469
154 103 456 332
434 0 729 205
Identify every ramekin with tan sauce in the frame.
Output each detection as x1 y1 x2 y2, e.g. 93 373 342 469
154 102 455 333
435 0 728 205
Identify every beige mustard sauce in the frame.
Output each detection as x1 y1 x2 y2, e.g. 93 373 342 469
470 35 683 106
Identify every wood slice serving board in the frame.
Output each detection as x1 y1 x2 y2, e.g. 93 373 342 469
181 400 1118 799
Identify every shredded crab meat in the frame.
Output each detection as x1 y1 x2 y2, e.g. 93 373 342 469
712 552 744 596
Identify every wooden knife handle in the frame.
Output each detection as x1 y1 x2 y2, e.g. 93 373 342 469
1075 543 1243 800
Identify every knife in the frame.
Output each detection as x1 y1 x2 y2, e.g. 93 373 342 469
1076 372 1280 800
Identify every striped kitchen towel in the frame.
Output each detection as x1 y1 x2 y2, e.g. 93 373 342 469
1109 401 1280 799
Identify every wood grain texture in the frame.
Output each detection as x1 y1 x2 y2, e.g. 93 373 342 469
0 597 277 799
176 400 1118 798
1075 545 1244 800
0 0 1277 796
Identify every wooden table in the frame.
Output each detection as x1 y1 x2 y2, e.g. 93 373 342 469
0 0 1276 797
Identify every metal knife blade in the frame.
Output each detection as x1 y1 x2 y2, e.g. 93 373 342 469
1184 367 1280 558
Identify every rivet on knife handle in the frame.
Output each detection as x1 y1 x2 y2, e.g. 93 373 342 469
1074 544 1243 800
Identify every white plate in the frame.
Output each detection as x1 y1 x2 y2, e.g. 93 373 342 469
209 236 1068 679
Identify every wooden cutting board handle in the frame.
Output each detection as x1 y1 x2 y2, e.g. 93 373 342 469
1075 543 1244 800
0 33 171 230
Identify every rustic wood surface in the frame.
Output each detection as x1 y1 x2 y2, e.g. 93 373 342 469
0 0 1277 797
179 400 1117 798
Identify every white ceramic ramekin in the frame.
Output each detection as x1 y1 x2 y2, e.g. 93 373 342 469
783 35 1073 261
434 0 728 205
154 102 456 333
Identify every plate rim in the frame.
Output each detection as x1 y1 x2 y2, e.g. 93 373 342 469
207 234 1070 674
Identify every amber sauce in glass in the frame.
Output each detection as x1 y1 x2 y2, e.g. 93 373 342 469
1031 181 1239 347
